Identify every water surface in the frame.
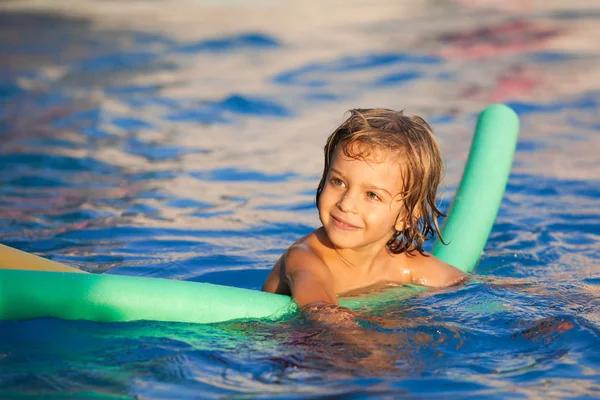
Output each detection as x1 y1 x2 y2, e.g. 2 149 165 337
0 0 599 398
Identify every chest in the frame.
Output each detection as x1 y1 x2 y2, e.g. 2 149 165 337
330 257 409 296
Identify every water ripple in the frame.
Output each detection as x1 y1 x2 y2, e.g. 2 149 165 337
0 2 599 399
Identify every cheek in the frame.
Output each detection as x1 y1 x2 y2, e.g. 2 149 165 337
365 205 402 228
317 192 334 223
317 191 326 210
317 191 330 216
318 185 336 206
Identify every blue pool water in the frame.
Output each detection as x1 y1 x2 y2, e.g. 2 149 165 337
1 1 599 398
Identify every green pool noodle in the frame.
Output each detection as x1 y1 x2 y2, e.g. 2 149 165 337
0 104 519 324
432 103 520 272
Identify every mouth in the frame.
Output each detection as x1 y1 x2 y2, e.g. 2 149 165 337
331 215 360 231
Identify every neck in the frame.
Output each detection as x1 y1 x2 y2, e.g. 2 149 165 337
319 229 390 272
335 245 386 270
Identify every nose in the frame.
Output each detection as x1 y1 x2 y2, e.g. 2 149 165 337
337 191 357 213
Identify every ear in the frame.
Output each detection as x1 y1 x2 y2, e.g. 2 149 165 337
394 216 406 232
412 206 422 221
395 207 421 231
394 211 409 232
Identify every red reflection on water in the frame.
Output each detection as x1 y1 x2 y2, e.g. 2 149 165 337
438 20 561 59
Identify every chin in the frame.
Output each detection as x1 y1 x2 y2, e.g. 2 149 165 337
324 226 361 249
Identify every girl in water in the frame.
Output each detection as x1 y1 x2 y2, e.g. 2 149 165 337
263 108 465 312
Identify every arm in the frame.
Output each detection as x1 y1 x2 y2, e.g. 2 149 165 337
262 256 291 295
410 252 467 288
262 245 338 306
282 246 338 307
279 246 365 328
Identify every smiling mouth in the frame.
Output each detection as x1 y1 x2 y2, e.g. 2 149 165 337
331 215 360 230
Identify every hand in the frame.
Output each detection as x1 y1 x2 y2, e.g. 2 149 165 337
298 302 405 373
300 302 360 328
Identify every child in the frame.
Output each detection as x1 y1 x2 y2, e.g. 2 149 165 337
262 108 465 310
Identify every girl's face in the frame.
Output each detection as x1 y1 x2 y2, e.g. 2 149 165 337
318 145 406 252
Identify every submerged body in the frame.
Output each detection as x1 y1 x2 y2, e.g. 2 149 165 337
263 109 465 308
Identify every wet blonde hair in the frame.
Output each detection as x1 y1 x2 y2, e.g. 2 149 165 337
316 108 445 255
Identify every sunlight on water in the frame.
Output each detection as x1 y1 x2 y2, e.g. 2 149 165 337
0 0 599 398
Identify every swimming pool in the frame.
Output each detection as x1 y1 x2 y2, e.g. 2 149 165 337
1 0 599 398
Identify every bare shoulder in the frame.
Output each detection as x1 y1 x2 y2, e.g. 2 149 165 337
284 231 331 278
262 230 331 294
408 251 466 288
263 229 338 305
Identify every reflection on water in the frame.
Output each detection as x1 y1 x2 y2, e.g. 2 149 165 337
0 0 599 398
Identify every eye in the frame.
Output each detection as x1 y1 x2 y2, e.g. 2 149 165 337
367 191 381 201
330 178 345 187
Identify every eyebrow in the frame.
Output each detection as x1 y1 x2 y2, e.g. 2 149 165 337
330 168 393 197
